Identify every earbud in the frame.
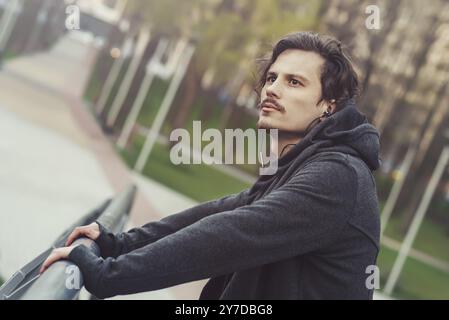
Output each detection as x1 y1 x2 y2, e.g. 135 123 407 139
259 151 268 167
322 100 335 118
322 107 332 118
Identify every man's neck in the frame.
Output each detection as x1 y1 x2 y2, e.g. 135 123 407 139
273 131 302 157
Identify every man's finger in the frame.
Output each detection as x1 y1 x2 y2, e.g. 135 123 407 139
39 251 59 274
66 228 83 246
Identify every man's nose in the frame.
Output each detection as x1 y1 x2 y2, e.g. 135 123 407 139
266 80 281 98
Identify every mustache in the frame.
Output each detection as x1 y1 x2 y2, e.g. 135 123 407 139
257 98 284 112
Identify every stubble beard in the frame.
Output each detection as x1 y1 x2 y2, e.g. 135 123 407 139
257 116 275 130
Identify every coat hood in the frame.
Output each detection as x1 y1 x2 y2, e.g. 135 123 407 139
280 99 381 172
249 100 381 200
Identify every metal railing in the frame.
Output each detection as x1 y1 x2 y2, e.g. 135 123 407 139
0 185 136 300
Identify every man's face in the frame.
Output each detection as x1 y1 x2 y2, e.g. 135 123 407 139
257 49 327 133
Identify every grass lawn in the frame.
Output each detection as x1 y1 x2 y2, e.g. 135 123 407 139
119 135 251 202
3 50 17 61
377 245 449 299
136 77 169 127
383 215 449 263
84 74 102 104
84 56 130 109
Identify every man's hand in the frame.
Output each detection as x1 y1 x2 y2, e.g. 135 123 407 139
39 246 77 274
39 222 101 274
65 222 100 246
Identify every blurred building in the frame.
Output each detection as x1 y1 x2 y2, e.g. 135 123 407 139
75 0 129 38
1 0 67 55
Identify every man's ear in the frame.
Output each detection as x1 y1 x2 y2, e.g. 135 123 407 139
328 99 337 112
319 99 336 114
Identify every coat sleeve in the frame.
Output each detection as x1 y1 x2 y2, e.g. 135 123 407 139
94 189 250 258
69 157 358 299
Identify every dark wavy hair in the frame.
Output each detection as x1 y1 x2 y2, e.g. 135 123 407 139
256 31 360 111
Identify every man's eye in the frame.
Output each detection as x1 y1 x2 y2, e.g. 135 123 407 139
289 79 302 86
266 76 276 83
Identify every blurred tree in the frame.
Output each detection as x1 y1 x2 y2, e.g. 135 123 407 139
320 0 449 235
122 0 322 131
119 0 215 131
126 0 204 38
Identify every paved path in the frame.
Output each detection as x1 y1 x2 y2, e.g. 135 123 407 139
0 31 206 299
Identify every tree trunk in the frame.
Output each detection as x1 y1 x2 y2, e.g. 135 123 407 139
171 59 201 129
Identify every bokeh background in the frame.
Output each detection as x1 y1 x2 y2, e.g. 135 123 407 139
1 0 449 300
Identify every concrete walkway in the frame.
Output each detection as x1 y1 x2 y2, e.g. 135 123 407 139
0 31 206 299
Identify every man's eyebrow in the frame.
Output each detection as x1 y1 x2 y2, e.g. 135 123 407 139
267 71 310 84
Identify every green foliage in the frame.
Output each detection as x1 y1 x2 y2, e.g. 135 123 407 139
127 0 323 88
127 0 204 37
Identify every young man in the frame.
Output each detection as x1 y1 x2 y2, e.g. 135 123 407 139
41 32 381 300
